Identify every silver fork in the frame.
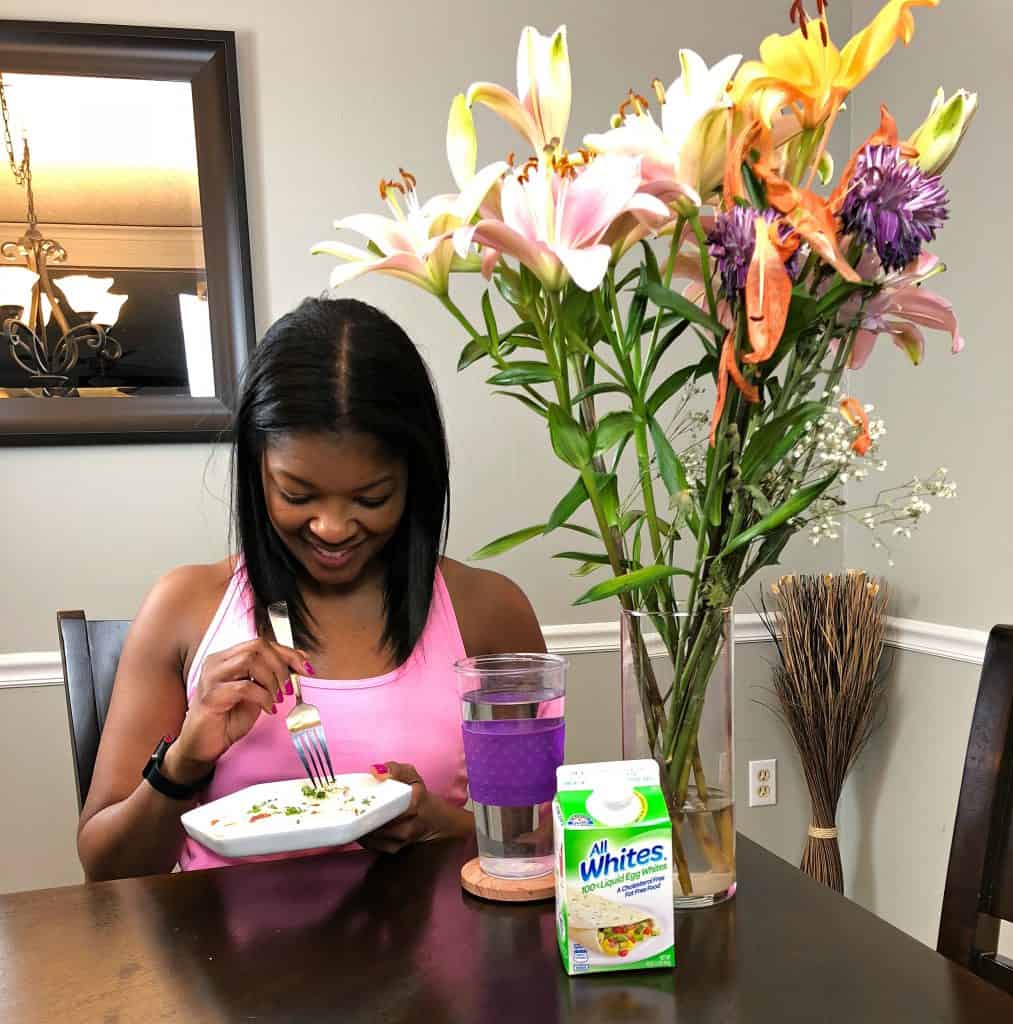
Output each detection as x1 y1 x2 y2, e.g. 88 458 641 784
267 602 336 790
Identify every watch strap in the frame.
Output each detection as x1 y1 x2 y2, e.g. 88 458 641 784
142 735 214 800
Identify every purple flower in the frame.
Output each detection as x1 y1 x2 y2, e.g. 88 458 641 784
840 145 949 274
707 206 801 300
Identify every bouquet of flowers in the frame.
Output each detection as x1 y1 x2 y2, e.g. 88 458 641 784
316 0 975 897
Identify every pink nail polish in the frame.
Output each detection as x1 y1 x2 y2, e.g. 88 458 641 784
270 704 277 715
284 680 294 696
274 690 283 704
372 763 388 775
303 661 316 677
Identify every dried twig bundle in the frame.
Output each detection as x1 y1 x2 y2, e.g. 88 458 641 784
764 572 888 893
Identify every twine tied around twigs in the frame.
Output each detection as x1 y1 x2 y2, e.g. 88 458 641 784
807 824 839 839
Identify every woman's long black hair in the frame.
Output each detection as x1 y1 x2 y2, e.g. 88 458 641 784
231 297 450 665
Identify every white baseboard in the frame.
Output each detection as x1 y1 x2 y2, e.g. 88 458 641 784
543 613 989 665
0 614 990 690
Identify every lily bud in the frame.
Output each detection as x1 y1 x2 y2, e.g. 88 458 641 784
907 88 978 176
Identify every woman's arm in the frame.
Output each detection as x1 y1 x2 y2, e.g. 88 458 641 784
77 567 212 880
442 559 547 657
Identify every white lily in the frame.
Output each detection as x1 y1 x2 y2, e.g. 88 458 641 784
313 162 507 296
584 50 742 209
465 25 571 160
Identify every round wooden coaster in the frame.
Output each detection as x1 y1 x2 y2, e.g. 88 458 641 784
460 857 555 902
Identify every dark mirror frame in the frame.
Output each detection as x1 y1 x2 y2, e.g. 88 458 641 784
0 20 254 445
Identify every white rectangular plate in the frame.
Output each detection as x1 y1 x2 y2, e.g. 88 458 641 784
181 774 412 858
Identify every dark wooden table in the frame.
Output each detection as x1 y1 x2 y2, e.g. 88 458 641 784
2 835 1010 1023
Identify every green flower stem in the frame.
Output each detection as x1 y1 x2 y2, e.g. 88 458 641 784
689 213 720 332
641 217 688 392
439 292 549 412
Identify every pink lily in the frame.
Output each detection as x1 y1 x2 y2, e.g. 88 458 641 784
454 154 669 292
312 163 507 296
466 26 571 158
844 252 964 368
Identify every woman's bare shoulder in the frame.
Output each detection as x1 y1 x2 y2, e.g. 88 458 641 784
134 557 237 670
440 557 545 656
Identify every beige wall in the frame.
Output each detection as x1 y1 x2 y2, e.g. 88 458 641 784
846 0 1012 630
0 0 848 653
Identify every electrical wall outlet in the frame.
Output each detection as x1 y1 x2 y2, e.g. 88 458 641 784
748 758 777 807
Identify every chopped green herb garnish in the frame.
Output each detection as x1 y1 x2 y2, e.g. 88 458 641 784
284 806 302 816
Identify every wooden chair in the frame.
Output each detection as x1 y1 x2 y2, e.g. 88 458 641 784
57 610 131 810
937 624 1013 994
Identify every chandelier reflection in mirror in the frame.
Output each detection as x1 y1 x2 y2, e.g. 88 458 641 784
0 71 127 396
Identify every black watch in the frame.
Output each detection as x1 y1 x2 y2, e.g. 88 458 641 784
142 735 214 800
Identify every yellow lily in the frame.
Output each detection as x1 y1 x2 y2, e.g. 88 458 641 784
736 0 940 130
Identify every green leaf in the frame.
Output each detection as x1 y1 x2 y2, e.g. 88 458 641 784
631 516 645 567
593 411 636 454
561 286 593 336
741 161 767 209
548 404 592 469
546 477 589 532
553 550 610 564
739 402 825 484
487 362 555 385
471 524 546 560
622 284 648 354
493 391 547 419
743 484 773 517
494 268 523 307
560 522 599 540
573 382 626 404
813 280 872 320
639 239 662 286
457 337 490 371
597 471 621 528
574 565 692 605
614 266 643 293
648 416 690 496
739 527 792 585
646 358 713 417
720 474 836 557
572 561 608 577
638 279 725 336
481 291 501 353
641 319 692 388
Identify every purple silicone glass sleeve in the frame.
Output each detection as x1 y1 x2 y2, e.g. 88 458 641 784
461 719 565 806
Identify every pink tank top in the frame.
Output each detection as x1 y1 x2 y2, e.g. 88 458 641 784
178 562 468 871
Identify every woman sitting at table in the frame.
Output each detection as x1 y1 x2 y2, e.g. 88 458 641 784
77 297 545 880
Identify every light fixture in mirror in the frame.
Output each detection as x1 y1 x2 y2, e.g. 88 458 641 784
179 292 215 398
0 264 37 323
55 275 128 326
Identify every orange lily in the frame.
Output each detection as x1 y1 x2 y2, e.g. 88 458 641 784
743 218 793 365
839 397 872 455
710 332 759 446
736 0 940 131
726 116 860 283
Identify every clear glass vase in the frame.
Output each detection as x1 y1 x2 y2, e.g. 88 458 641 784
620 607 735 908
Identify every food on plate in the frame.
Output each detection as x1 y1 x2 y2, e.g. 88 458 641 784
208 780 380 833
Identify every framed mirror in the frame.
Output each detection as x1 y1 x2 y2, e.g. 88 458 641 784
0 20 254 444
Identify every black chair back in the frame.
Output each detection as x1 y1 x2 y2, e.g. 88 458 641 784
57 610 131 809
937 624 1013 994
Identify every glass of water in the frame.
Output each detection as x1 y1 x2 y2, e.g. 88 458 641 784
455 653 567 879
